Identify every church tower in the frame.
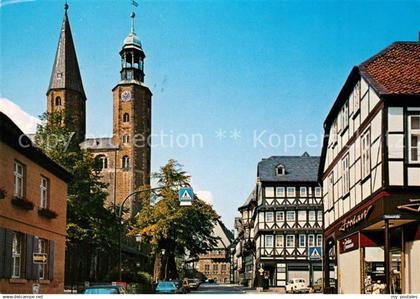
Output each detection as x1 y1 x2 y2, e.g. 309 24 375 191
47 3 86 145
112 11 152 211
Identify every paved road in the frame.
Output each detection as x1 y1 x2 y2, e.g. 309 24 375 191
191 283 246 294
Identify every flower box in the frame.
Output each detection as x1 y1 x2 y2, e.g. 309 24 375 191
11 196 34 210
38 207 58 219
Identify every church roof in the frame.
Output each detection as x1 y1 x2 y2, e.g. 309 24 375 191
48 8 86 98
80 138 118 150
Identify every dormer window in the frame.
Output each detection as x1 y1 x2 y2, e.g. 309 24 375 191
276 165 286 176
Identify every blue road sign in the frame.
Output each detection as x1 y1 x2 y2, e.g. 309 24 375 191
308 247 322 260
178 187 193 206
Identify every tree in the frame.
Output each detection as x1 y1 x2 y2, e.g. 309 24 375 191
35 112 121 282
131 160 218 281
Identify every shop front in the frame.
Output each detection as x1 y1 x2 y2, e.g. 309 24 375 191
323 191 420 294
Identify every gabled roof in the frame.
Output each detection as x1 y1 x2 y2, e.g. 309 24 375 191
238 188 256 210
359 42 420 95
320 41 420 180
212 219 234 249
48 10 86 98
324 41 420 128
257 153 320 183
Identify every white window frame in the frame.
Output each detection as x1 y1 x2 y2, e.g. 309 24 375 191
276 165 286 176
14 161 24 197
315 187 322 197
12 232 22 278
308 234 315 247
354 81 360 113
317 210 323 222
275 235 284 248
342 154 350 195
342 101 349 130
299 187 307 197
361 130 371 178
276 187 285 197
286 235 295 248
299 234 306 248
328 173 334 210
309 210 316 221
409 115 420 163
38 238 48 280
276 211 284 222
286 211 296 221
316 235 323 247
40 176 48 209
265 235 274 248
265 187 275 197
286 187 296 197
265 212 274 223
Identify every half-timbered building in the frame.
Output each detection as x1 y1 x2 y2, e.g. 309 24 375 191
235 189 257 287
319 41 420 294
254 153 323 288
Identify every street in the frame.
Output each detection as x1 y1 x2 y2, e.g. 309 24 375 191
191 284 246 294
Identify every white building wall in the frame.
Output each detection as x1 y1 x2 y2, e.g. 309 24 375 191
405 240 420 294
338 249 361 294
323 80 384 229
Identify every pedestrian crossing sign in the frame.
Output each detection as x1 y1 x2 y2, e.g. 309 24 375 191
309 247 322 260
179 187 193 206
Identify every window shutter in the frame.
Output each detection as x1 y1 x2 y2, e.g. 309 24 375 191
0 228 5 278
4 229 13 278
32 237 40 280
26 234 34 280
48 240 55 281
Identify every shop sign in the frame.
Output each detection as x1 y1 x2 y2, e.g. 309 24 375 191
339 233 359 253
339 205 373 232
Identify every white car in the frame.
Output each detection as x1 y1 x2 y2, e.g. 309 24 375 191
286 278 310 293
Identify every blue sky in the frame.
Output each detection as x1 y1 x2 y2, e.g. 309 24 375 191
1 0 419 228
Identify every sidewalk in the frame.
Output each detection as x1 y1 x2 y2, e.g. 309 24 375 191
244 287 286 294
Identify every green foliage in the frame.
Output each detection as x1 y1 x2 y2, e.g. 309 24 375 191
35 111 121 280
131 159 218 280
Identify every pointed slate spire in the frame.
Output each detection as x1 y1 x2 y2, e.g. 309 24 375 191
47 3 86 98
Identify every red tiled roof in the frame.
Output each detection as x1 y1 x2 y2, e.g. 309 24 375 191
359 42 420 95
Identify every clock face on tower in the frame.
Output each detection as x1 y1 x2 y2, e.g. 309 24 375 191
121 90 132 102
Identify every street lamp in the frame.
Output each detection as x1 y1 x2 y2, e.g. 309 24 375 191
118 187 162 281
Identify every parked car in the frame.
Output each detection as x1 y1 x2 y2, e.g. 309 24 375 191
313 278 336 293
84 285 127 294
286 278 310 293
155 281 185 294
188 278 200 290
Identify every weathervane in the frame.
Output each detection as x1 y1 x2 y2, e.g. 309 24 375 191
130 0 139 34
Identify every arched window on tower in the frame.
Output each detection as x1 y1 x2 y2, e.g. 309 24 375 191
95 154 108 170
123 113 130 123
122 156 130 169
55 96 62 106
123 134 129 144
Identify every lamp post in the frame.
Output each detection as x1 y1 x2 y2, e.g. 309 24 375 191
118 187 162 281
161 249 168 281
